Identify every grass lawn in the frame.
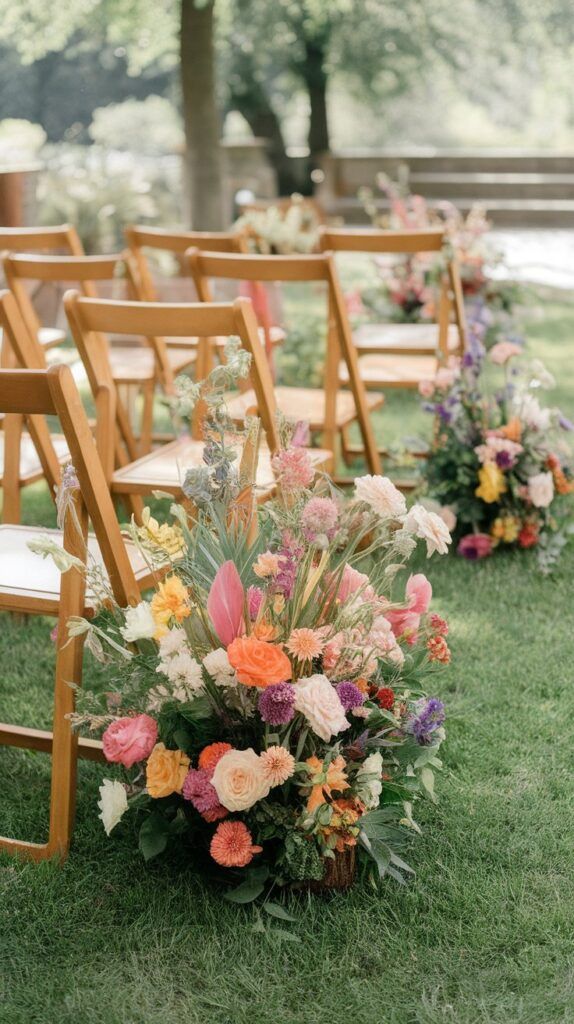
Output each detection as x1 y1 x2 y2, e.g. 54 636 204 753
1 291 574 1024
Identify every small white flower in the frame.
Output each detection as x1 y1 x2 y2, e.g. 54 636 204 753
203 648 238 687
354 475 407 519
403 504 451 557
516 393 551 431
356 752 383 809
97 779 128 836
528 471 554 509
119 602 156 643
158 628 188 658
164 650 203 691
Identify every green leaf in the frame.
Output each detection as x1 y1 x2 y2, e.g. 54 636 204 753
420 766 437 802
267 927 299 943
263 901 298 923
224 879 266 904
138 813 170 862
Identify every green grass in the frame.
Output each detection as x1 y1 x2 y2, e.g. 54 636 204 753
2 292 574 1024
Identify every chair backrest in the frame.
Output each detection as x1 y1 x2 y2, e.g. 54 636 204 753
125 225 246 303
0 362 140 606
64 293 281 458
186 249 381 473
0 224 84 255
318 226 467 354
2 251 182 392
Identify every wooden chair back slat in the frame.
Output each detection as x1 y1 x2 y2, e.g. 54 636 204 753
125 225 246 303
319 227 446 254
0 224 84 255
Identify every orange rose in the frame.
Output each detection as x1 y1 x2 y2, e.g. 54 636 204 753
499 417 522 442
146 743 190 798
227 635 292 688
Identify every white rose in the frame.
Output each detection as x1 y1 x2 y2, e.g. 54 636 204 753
528 471 554 509
97 779 128 836
293 673 350 742
203 648 238 687
119 602 156 643
404 504 451 557
356 752 383 809
354 475 407 519
211 748 270 811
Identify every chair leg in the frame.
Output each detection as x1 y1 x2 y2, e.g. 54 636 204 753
139 384 155 457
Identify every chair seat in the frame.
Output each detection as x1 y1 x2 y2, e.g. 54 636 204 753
0 525 153 616
354 321 460 356
38 327 67 349
225 386 383 432
111 435 333 498
109 346 197 385
0 432 69 484
340 354 439 389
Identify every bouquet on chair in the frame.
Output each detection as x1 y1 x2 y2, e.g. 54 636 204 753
69 414 452 900
419 335 574 572
356 174 523 338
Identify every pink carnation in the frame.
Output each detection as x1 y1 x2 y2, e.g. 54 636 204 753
300 496 339 542
102 714 158 769
271 446 315 492
386 573 432 639
182 767 228 821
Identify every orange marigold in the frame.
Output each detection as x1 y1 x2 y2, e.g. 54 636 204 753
151 577 190 630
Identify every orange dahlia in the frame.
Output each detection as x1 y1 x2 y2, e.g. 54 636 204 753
209 820 262 868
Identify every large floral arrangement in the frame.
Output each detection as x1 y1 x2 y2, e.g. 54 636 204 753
234 195 320 255
356 175 522 342
419 334 574 570
66 427 452 901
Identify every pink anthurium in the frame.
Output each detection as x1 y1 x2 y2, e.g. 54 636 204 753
207 561 245 646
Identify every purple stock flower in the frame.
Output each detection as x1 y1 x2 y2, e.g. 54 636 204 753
407 698 446 745
247 585 264 620
258 682 296 726
336 681 366 713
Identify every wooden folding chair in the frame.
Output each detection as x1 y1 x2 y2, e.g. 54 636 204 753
0 363 154 861
125 224 284 369
187 250 383 476
4 252 198 455
318 227 467 390
0 224 84 351
63 293 332 503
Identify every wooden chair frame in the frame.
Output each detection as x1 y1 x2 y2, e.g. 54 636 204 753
186 249 382 475
0 363 142 861
125 225 246 304
318 226 467 359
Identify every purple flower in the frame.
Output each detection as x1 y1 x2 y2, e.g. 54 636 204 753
407 698 446 745
258 682 296 725
182 768 221 813
495 450 513 470
457 533 493 560
247 585 264 620
559 414 574 432
436 404 453 424
336 681 366 713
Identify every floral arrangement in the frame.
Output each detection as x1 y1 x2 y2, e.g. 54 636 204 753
357 175 522 342
62 421 452 902
234 195 320 255
419 332 574 570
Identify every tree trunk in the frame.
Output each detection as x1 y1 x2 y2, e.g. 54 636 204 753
180 0 225 229
302 37 330 172
228 59 299 195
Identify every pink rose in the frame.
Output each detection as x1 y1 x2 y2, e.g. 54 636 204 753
102 714 158 769
418 380 435 399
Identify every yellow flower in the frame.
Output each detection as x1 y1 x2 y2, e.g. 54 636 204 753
491 515 520 544
475 463 507 504
151 576 191 632
146 743 190 798
137 509 185 559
